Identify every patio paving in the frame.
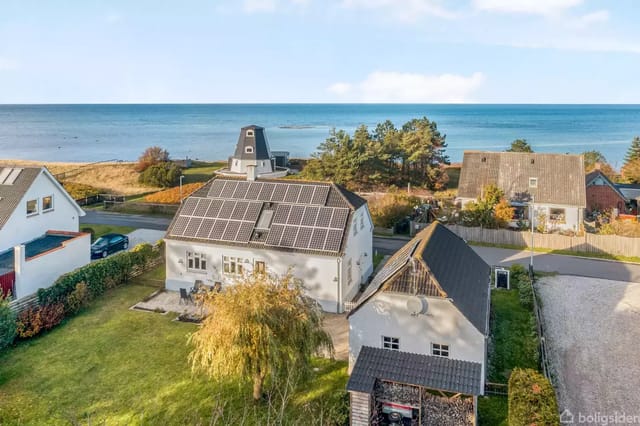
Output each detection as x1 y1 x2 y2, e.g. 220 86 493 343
132 290 206 317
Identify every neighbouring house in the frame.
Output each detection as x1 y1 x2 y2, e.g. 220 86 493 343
585 168 628 215
613 183 640 216
346 222 490 426
164 173 373 313
457 151 586 232
0 165 89 299
215 125 289 179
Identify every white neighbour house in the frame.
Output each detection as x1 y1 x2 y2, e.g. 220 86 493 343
457 151 586 232
0 166 89 299
347 222 491 426
164 175 373 313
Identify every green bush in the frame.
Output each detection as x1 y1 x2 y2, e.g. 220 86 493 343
80 227 95 242
518 277 534 310
509 264 527 290
508 368 559 426
138 162 182 188
16 303 65 339
0 296 16 350
65 282 91 315
369 193 421 228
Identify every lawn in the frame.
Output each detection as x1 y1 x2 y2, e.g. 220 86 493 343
80 223 136 241
181 161 226 184
0 266 348 425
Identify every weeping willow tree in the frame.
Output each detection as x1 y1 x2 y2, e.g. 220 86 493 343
188 272 333 401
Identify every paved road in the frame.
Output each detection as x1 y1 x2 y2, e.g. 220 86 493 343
81 211 640 283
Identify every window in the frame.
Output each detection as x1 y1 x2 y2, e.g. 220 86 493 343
382 336 399 350
360 215 365 230
187 252 207 271
245 146 254 154
431 343 449 357
528 177 538 188
353 221 358 236
42 195 53 212
347 258 353 285
255 260 266 274
26 199 38 215
223 256 244 276
246 130 254 137
549 208 566 223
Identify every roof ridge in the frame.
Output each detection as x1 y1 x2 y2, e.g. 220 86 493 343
413 223 448 298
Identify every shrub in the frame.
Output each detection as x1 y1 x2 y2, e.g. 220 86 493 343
138 162 182 188
518 276 534 310
144 182 204 204
136 146 170 172
368 193 421 228
508 368 559 426
509 264 527 290
16 307 42 338
62 182 100 199
0 296 16 350
65 282 90 315
80 227 95 241
40 303 65 331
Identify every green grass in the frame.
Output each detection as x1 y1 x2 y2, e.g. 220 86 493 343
0 266 348 425
181 161 226 184
372 252 385 270
80 223 136 241
478 396 508 426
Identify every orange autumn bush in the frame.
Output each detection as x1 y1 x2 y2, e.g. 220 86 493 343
144 182 204 204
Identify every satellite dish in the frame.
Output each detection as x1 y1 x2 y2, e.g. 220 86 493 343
406 296 428 316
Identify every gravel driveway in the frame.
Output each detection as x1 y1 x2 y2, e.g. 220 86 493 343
536 275 640 422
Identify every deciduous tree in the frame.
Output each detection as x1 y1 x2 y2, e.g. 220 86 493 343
188 272 333 401
582 150 616 178
136 146 170 172
506 139 533 153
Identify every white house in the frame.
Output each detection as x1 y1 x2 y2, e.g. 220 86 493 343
456 151 586 232
0 165 89 299
347 222 491 426
164 174 373 313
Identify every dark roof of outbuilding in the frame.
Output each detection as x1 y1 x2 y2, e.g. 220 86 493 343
165 177 368 256
0 167 42 230
347 346 483 396
348 222 490 335
458 151 586 207
233 125 272 161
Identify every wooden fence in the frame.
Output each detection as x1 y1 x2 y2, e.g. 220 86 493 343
447 224 640 258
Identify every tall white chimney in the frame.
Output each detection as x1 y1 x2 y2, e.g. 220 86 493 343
246 165 257 181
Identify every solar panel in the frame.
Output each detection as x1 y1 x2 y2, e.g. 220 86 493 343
244 182 262 200
311 186 329 205
287 205 305 225
232 201 249 219
243 202 263 222
233 181 250 199
197 218 217 239
279 226 298 247
301 206 319 226
218 200 236 219
265 224 285 246
184 217 204 237
222 221 241 241
309 228 328 251
209 219 229 240
330 208 350 229
324 229 344 252
284 185 301 203
297 185 315 204
180 198 199 216
208 180 226 198
258 183 275 201
293 227 313 249
220 181 239 198
270 184 287 202
272 204 291 224
236 222 254 243
170 216 190 236
315 207 333 227
193 199 212 217
206 199 223 218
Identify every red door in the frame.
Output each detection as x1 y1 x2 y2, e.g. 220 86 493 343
0 272 15 298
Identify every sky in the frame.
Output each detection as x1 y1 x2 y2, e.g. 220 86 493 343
0 0 639 103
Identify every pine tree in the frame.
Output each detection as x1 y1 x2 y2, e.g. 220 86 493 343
624 136 640 164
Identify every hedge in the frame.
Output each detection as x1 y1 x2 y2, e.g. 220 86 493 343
508 368 559 426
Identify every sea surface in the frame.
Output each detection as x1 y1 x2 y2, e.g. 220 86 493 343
0 104 639 167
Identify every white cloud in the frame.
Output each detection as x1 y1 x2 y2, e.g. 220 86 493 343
473 0 582 16
568 10 609 29
328 71 485 103
340 0 458 21
0 57 19 71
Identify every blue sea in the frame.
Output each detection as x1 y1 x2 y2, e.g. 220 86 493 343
1 104 639 167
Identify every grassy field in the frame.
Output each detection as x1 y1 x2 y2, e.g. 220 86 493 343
0 266 348 425
181 161 226 184
80 223 136 241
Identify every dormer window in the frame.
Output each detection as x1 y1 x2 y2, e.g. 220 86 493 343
246 130 254 137
245 146 254 154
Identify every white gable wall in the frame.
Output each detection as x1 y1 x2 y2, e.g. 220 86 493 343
165 239 344 312
349 292 486 388
341 205 374 305
0 171 82 252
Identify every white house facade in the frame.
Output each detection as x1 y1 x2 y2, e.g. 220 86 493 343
346 222 491 426
165 176 373 313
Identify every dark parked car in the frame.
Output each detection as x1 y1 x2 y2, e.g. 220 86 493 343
91 233 129 259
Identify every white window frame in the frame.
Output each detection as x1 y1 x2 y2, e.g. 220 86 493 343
246 130 255 137
223 256 244 276
42 194 54 212
382 336 399 350
186 252 207 272
26 198 38 216
529 177 538 188
431 343 449 357
245 146 254 154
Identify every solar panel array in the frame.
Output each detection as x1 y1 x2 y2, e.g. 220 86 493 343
169 197 262 243
208 180 330 206
264 204 350 252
